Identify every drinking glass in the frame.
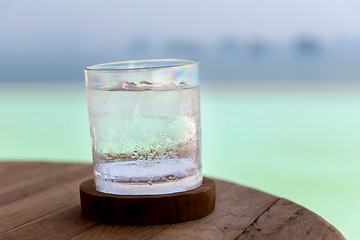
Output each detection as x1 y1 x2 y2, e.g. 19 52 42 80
85 59 202 195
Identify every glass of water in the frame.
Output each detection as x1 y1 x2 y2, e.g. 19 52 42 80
85 59 202 195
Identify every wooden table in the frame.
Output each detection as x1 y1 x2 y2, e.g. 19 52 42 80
0 161 345 240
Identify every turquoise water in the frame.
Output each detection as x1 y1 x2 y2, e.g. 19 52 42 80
1 83 359 239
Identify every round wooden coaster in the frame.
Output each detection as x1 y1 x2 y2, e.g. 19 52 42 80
80 177 216 225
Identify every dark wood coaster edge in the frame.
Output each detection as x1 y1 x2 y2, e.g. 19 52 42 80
80 177 216 225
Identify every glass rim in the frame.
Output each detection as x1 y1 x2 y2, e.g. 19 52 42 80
85 59 198 71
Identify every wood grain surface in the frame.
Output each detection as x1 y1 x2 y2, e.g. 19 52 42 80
0 161 345 240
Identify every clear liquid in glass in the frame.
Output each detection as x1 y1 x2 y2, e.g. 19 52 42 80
87 81 202 195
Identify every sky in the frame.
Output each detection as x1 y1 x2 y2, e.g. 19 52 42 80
0 0 359 82
1 0 360 50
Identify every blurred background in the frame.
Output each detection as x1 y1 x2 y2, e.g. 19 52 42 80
1 0 359 238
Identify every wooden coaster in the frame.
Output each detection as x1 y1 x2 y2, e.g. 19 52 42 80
80 178 216 225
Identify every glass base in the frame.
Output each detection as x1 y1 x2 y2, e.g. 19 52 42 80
94 160 202 195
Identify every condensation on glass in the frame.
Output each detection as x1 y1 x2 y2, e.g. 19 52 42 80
85 59 202 195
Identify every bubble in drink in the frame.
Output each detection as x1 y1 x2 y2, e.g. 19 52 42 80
87 81 202 195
